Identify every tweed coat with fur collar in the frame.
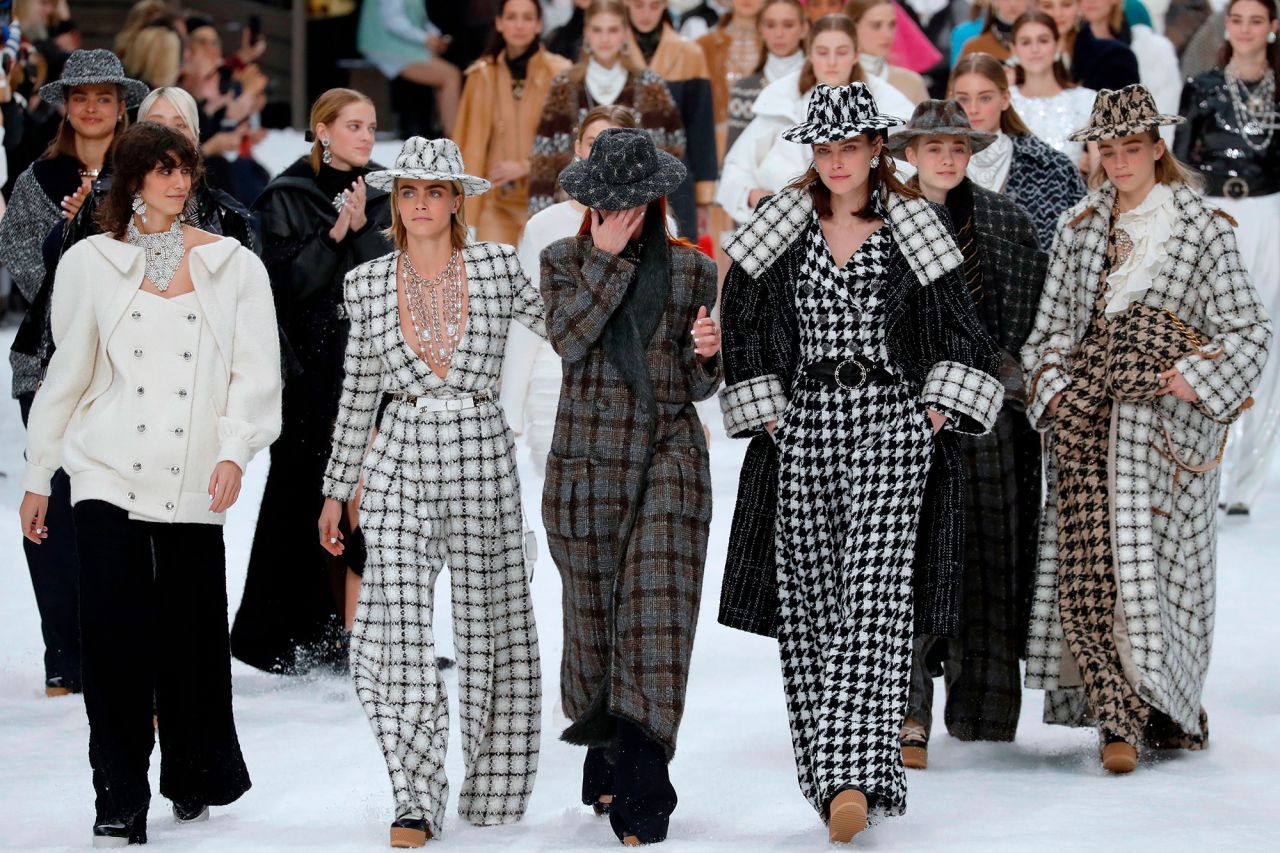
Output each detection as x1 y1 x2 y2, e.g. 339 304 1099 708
1021 182 1272 737
716 187 1004 639
539 234 721 757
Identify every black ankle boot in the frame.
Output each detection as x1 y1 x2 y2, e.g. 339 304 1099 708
92 807 147 847
172 799 209 823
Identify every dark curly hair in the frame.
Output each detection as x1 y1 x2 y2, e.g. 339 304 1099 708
96 122 203 238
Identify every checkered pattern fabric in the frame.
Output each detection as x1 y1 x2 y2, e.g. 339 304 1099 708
775 218 932 820
557 127 687 211
1022 183 1272 739
1068 84 1185 142
364 136 491 196
780 83 905 144
321 242 545 834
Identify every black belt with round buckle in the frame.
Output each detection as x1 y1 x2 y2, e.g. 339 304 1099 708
1223 176 1250 199
802 357 897 390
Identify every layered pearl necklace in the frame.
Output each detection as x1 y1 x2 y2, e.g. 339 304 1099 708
1225 59 1277 153
127 215 185 292
402 250 465 369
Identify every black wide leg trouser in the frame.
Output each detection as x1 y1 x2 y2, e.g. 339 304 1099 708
74 500 251 822
581 718 677 843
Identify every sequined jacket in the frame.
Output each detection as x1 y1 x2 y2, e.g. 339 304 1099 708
1174 69 1280 198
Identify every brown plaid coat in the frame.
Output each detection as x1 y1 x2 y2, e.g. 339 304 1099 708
539 235 721 756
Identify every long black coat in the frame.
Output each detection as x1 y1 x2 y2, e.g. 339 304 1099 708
230 157 392 674
717 188 1004 639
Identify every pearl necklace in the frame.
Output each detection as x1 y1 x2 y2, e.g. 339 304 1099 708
1225 60 1277 153
126 216 185 292
402 251 465 367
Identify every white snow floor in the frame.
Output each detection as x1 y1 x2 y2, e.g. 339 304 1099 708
0 132 1277 849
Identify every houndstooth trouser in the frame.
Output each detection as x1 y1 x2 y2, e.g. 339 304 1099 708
352 398 541 835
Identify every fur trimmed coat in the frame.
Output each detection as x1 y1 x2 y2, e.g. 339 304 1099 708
1022 182 1272 738
716 187 1004 639
539 235 722 756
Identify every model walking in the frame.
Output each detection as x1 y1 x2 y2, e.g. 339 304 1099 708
540 127 721 845
318 137 542 847
1175 0 1280 514
1023 85 1272 771
889 100 1049 767
718 83 1003 841
18 122 282 846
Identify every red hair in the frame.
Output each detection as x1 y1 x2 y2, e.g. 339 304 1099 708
576 196 695 248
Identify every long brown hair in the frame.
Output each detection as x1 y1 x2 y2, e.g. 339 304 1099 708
753 0 807 74
799 13 864 94
1087 128 1206 191
43 85 129 162
95 123 203 239
1011 11 1075 89
786 133 921 219
949 52 1032 136
308 88 376 173
1218 0 1280 100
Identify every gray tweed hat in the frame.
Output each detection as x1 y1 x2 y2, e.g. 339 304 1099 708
557 127 687 211
1068 84 1184 142
886 99 996 155
782 83 904 144
365 137 491 196
39 49 149 107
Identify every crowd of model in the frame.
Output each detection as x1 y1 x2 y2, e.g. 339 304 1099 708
1 0 1277 849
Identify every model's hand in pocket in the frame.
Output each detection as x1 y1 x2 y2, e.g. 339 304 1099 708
927 408 947 435
209 461 244 513
19 492 50 544
319 498 345 556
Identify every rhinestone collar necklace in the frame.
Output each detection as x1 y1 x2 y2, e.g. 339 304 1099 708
126 216 185 292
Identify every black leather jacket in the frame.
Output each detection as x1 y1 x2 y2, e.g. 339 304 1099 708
1175 69 1280 198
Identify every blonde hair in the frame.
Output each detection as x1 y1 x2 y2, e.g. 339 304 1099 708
124 25 182 88
309 88 377 173
138 87 202 139
1087 129 1206 191
385 179 470 252
115 1 173 59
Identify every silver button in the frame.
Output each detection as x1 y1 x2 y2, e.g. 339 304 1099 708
136 386 145 396
136 424 146 433
186 313 197 323
182 351 193 361
170 466 181 475
133 348 143 358
127 492 136 501
132 462 142 472
165 501 175 511
174 427 184 436
177 389 188 399
131 310 141 320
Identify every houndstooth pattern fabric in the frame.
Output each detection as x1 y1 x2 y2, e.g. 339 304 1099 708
1068 83 1184 142
321 242 544 834
1021 183 1272 737
775 218 933 820
780 82 906 144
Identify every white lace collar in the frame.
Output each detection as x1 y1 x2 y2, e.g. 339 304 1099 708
586 58 627 106
1105 183 1177 315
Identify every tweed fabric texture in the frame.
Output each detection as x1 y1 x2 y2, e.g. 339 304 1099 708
781 83 905 144
1005 133 1087 252
364 137 491 195
39 49 149 106
775 221 933 820
557 127 687 211
322 243 545 833
1069 84 1185 142
540 236 720 756
1022 183 1272 738
717 187 1003 641
886 98 997 155
528 68 685 215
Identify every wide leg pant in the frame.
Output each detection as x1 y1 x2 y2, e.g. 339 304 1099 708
351 400 540 834
773 381 933 820
73 500 250 822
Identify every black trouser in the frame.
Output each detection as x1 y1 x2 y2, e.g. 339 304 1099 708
582 718 677 843
74 500 251 822
18 391 82 690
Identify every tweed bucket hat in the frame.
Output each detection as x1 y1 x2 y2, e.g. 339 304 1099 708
557 127 687 210
1068 84 1184 142
39 49 149 107
886 99 996 155
364 137 491 196
782 83 904 144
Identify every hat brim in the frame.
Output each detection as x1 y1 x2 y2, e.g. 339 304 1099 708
1068 114 1185 142
41 77 150 108
364 169 491 196
886 126 996 155
781 116 905 144
557 148 688 211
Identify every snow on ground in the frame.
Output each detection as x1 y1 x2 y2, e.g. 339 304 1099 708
0 132 1277 850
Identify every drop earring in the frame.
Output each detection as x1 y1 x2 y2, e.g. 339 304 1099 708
321 137 332 165
132 193 147 225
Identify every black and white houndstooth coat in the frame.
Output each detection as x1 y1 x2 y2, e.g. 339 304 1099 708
1021 183 1272 738
716 186 1005 640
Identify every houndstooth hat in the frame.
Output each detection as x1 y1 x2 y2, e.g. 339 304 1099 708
1068 84 1185 142
557 127 687 210
364 136 491 196
886 99 996 155
782 83 904 144
39 49 149 107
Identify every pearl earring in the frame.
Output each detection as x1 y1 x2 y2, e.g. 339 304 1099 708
321 137 332 165
132 193 147 225
1270 31 1277 44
